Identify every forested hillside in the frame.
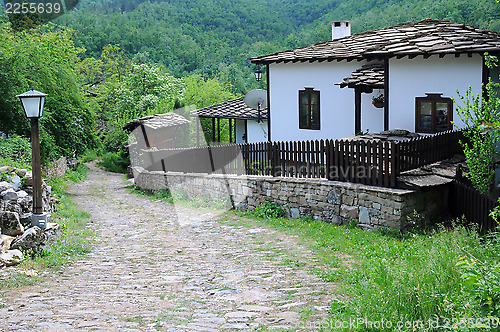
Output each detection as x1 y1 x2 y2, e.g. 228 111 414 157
55 0 500 92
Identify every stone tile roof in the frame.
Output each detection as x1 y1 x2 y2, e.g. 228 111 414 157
337 64 385 88
190 97 268 120
250 19 500 64
123 113 190 131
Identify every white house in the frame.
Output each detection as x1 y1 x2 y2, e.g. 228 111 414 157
191 97 269 144
249 19 500 142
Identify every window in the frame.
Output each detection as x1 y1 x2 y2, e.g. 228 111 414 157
299 88 320 130
415 93 453 133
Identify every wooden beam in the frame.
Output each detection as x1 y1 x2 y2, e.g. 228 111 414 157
196 118 200 147
384 58 389 131
244 119 248 143
355 88 362 135
408 54 418 59
267 64 271 142
217 118 221 142
212 117 216 143
140 124 150 148
229 118 232 143
423 54 432 59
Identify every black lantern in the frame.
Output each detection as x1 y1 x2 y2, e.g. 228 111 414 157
254 69 262 82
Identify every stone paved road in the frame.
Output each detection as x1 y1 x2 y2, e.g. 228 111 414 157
0 164 337 331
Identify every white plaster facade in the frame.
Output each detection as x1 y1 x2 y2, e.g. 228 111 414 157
235 119 268 144
268 54 483 141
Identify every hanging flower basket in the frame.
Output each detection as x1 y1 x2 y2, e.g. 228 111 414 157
372 94 385 108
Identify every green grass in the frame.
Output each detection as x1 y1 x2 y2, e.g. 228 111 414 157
1 163 94 289
232 208 500 331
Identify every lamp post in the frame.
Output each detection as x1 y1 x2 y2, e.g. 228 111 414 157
16 89 47 229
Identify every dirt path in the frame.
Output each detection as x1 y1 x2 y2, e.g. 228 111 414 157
0 164 337 331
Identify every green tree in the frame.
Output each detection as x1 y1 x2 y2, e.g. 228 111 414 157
0 23 98 161
456 80 500 194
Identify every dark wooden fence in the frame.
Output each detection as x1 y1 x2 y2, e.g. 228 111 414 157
143 129 464 188
449 180 498 233
397 130 465 172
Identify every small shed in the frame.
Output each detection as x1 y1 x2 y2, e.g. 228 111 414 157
123 112 190 149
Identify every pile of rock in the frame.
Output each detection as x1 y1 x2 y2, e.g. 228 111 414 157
0 166 60 267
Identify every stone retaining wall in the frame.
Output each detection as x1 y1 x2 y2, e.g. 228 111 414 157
134 170 448 230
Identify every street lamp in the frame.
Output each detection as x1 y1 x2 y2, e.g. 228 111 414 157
16 89 47 229
254 69 262 82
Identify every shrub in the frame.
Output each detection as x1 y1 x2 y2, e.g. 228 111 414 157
458 254 500 318
254 201 286 219
97 151 130 173
0 135 31 160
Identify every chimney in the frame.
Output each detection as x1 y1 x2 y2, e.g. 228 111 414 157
331 21 352 40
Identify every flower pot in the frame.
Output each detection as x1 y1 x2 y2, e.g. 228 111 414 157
372 101 384 108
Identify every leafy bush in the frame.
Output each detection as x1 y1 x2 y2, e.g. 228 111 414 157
254 201 286 219
97 151 130 173
0 135 31 160
458 255 500 318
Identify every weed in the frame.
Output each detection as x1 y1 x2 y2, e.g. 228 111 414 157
254 201 286 219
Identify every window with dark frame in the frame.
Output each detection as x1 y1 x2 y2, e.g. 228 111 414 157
299 88 320 130
415 93 453 133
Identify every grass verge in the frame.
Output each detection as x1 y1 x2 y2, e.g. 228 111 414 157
0 163 93 289
231 208 500 331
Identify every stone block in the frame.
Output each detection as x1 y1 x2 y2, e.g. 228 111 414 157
0 235 14 253
372 202 382 210
327 188 341 204
342 195 354 206
358 207 370 225
380 206 393 215
341 205 358 219
0 211 24 236
1 188 18 201
289 207 300 220
0 249 24 266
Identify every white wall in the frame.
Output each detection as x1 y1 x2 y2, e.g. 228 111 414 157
269 61 377 141
389 54 483 131
235 119 268 143
235 119 245 144
361 88 385 134
247 120 268 142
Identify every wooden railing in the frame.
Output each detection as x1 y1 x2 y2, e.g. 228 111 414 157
397 130 465 172
142 129 464 188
